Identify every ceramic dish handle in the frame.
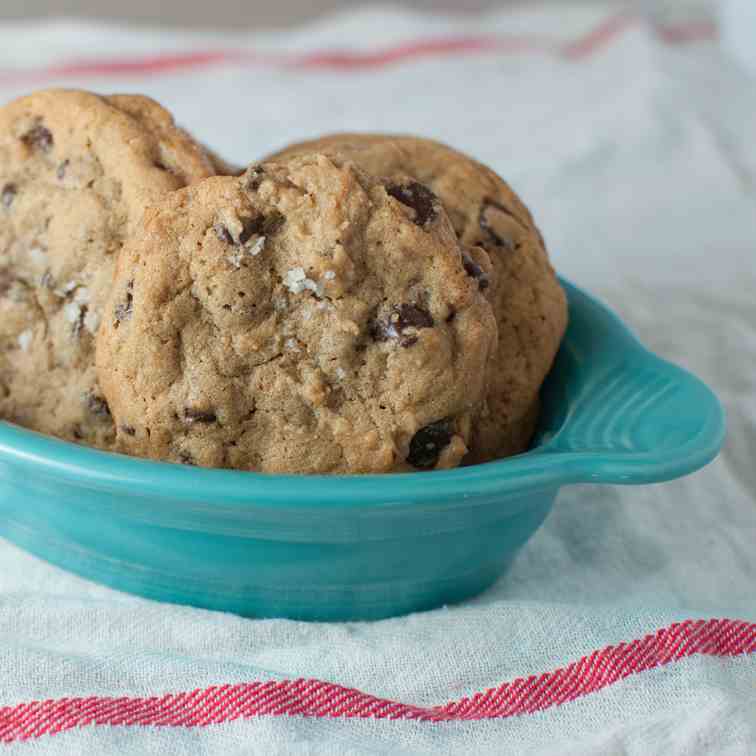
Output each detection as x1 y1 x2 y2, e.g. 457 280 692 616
536 283 726 485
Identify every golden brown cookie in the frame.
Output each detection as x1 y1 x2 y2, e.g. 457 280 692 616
271 135 567 461
0 89 215 448
96 154 497 473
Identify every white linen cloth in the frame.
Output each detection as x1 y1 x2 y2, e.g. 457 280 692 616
0 3 754 753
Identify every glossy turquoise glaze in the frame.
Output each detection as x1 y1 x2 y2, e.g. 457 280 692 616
0 281 726 621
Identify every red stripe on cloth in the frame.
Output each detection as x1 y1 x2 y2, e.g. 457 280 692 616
0 14 718 83
656 21 719 44
51 51 243 77
0 618 753 743
560 11 635 59
291 35 544 70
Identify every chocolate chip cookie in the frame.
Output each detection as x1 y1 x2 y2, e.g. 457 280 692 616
96 154 497 473
0 89 215 447
271 135 567 461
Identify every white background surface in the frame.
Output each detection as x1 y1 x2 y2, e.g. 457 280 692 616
0 3 754 754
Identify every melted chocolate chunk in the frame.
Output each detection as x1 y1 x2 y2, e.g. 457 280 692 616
407 420 453 469
2 183 17 208
479 199 518 250
86 393 111 418
371 304 434 348
461 250 489 290
114 281 134 326
386 182 438 228
184 408 217 424
22 124 53 153
56 160 69 180
121 424 136 436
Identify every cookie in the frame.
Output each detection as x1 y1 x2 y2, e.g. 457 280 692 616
0 89 215 448
271 135 567 461
96 154 497 473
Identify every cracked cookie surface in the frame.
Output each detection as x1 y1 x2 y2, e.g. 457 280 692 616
271 134 568 461
96 154 497 473
0 89 215 447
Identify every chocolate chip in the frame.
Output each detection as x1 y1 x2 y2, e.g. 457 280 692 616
241 213 285 243
22 124 53 153
184 408 217 424
479 199 518 250
86 393 111 419
395 304 434 330
114 281 133 326
72 424 84 441
370 307 407 342
178 450 196 466
56 160 69 180
245 166 266 192
215 216 262 246
216 212 284 246
71 304 88 338
407 420 453 469
386 182 438 228
461 250 489 290
121 424 136 436
0 269 13 296
371 304 434 348
2 183 17 208
262 211 285 236
238 216 265 245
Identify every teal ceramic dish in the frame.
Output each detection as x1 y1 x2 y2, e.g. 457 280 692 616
0 280 725 621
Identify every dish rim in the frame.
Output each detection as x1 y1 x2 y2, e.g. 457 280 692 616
0 279 726 508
